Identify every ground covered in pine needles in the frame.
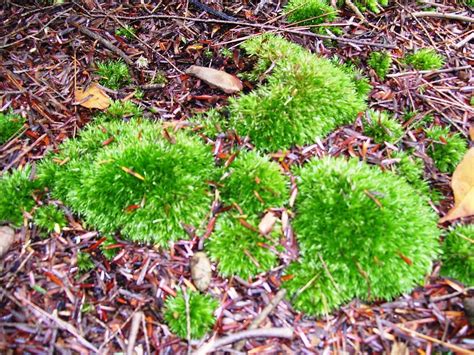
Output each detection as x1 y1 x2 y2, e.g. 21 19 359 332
0 1 473 353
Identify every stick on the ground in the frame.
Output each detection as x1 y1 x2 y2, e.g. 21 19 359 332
126 311 143 355
188 0 237 21
386 65 472 78
454 32 474 49
195 327 293 355
412 11 474 23
234 289 287 351
69 21 134 66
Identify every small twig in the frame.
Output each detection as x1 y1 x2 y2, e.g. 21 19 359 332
1 133 47 174
254 0 270 15
126 311 143 355
386 65 472 78
411 11 474 23
189 0 236 21
454 32 474 49
345 0 366 23
195 327 293 355
234 289 287 351
69 20 134 66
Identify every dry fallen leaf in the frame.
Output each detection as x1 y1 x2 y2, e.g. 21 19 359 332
0 226 15 258
191 251 212 292
186 65 243 94
439 148 474 223
259 212 277 235
390 342 409 355
74 83 111 110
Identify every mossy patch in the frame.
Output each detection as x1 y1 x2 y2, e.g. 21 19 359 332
441 224 474 285
0 111 25 145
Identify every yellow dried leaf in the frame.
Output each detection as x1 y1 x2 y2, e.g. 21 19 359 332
440 148 474 223
74 83 110 110
185 65 243 94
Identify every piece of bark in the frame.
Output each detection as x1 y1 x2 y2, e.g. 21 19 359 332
186 65 243 94
191 251 212 292
0 226 15 258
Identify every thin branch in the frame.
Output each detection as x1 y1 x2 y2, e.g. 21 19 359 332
412 11 474 23
195 327 294 355
386 65 472 78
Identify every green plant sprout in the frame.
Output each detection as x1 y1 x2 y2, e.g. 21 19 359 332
219 150 288 215
96 60 131 90
0 111 25 145
105 100 143 120
425 126 467 173
34 204 67 235
207 215 280 279
201 34 366 151
367 51 392 79
403 48 444 71
441 224 474 285
284 157 440 315
115 25 136 40
363 110 404 144
220 47 233 59
101 235 120 260
37 119 217 245
77 251 95 273
163 290 218 339
350 0 389 13
0 165 38 226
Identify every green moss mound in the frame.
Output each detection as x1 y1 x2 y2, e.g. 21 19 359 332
163 290 218 339
0 112 25 145
425 126 467 174
404 48 444 71
363 110 404 144
37 119 216 245
200 35 366 151
367 51 392 79
34 204 67 235
0 165 39 226
207 215 280 279
219 150 288 215
96 60 131 90
441 225 474 285
284 157 440 315
284 0 337 34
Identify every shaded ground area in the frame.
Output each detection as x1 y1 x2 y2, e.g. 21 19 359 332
0 1 473 353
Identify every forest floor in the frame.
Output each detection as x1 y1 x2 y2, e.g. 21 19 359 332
0 1 473 354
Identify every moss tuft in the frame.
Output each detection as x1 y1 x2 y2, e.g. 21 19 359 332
216 34 367 151
363 110 404 144
34 204 67 235
115 25 136 40
367 51 392 79
77 251 95 273
0 165 38 226
207 215 280 279
404 48 444 71
0 112 25 145
37 119 216 245
284 157 440 315
96 60 131 90
284 0 337 34
105 100 142 120
219 150 288 215
425 126 467 174
441 224 474 285
101 235 120 260
163 290 218 339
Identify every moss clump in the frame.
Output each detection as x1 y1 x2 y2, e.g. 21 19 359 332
163 290 218 339
217 34 366 151
425 126 467 174
115 25 136 40
97 60 131 90
207 216 280 279
363 110 404 144
101 235 120 260
350 0 389 13
77 251 95 273
404 48 444 71
441 225 474 285
284 157 440 315
283 0 337 34
37 119 216 246
389 151 432 197
219 150 288 215
335 61 372 101
367 51 392 79
0 112 25 145
105 100 142 120
34 204 67 235
0 165 38 226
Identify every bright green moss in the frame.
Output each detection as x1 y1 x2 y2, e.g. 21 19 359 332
0 165 38 226
34 204 67 235
404 48 444 71
425 126 467 174
101 235 120 260
37 119 216 246
77 251 95 273
105 100 142 120
389 151 432 197
207 215 280 279
284 0 337 34
363 110 404 144
441 225 474 285
163 290 218 339
219 150 288 215
97 60 131 90
351 0 389 13
285 157 440 315
0 112 25 145
219 34 366 151
367 51 392 79
335 61 372 101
